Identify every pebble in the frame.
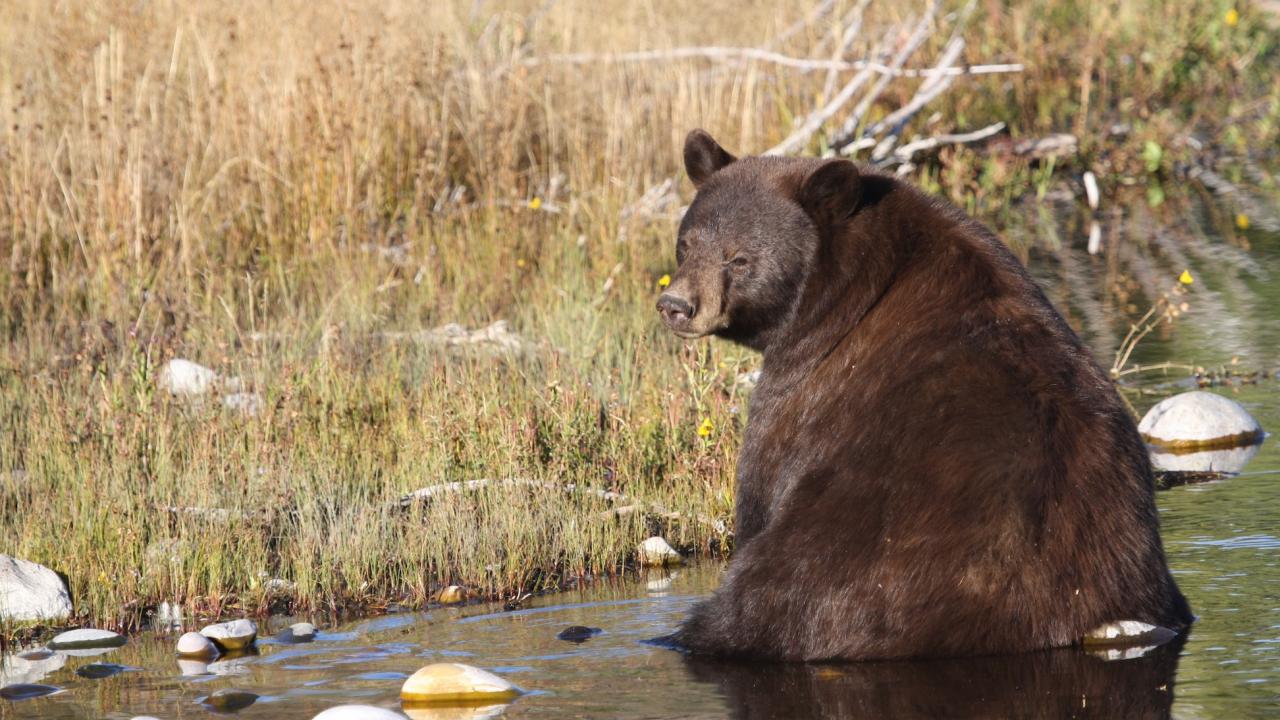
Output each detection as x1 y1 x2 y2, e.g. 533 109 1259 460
47 628 127 651
201 619 258 650
201 688 259 713
176 631 219 658
400 663 522 704
75 662 128 679
276 622 317 643
556 625 602 643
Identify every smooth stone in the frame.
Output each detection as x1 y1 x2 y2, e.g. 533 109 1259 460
556 625 602 643
1151 442 1261 475
0 649 66 686
313 705 408 720
201 619 258 650
1082 620 1178 647
47 628 127 650
276 622 317 643
436 586 469 604
0 683 62 700
0 555 73 622
637 536 682 567
400 663 522 704
201 688 259 713
158 358 220 397
176 631 219 658
75 662 128 679
1139 391 1265 450
401 705 508 720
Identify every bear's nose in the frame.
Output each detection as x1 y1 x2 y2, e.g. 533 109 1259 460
656 293 696 324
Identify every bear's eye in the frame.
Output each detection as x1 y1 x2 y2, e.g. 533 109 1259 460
725 255 749 270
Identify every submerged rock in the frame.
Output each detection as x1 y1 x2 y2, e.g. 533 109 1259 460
0 649 66 686
276 622 317 643
201 688 259 713
47 628 127 651
176 631 219 658
401 705 509 720
0 683 62 700
75 662 128 679
556 625 602 643
0 555 73 622
400 663 522 704
177 658 212 676
313 705 409 720
1139 391 1265 450
201 619 258 651
637 536 682 567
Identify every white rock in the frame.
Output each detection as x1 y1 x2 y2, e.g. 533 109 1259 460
313 705 408 720
637 536 682 567
1083 620 1177 647
1151 443 1261 475
400 663 522 703
200 619 257 650
223 392 264 417
47 628 126 650
1139 391 1264 449
176 631 219 658
0 555 72 622
277 622 316 643
0 649 66 686
158 359 219 397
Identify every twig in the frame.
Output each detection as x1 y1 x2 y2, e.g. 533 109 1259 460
821 0 873 105
1114 361 1198 378
869 35 966 162
889 121 1005 164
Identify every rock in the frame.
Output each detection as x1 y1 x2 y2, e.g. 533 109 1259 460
276 622 316 643
0 649 66 686
0 555 73 622
158 358 220 397
201 688 259 713
1083 620 1178 647
555 625 602 643
46 628 127 651
223 392 264 417
75 662 128 679
154 600 183 631
176 631 219 658
0 683 62 700
201 619 257 651
399 663 522 704
436 586 469 604
1138 391 1265 450
313 705 408 720
637 536 682 567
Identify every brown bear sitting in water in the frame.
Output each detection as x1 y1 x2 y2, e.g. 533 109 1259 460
655 129 1192 661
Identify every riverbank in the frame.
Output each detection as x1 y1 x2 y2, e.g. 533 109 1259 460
2 0 1279 637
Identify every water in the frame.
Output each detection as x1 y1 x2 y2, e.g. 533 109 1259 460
5 195 1280 719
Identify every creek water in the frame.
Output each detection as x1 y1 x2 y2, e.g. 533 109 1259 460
4 195 1280 719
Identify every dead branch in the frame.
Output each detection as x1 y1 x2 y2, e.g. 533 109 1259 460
889 121 1006 164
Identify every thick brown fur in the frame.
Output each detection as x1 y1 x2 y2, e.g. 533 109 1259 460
660 129 1192 661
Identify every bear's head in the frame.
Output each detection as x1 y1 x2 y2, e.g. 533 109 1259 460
655 129 863 350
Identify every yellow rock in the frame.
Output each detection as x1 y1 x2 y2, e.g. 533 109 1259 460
436 585 469 604
400 663 521 705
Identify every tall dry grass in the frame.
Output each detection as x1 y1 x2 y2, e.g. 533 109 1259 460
1 0 1276 632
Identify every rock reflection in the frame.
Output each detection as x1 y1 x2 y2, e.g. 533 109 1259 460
683 636 1185 720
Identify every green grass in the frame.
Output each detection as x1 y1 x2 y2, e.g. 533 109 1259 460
0 0 1277 635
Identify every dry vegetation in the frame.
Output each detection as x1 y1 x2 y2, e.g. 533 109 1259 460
1 0 1277 634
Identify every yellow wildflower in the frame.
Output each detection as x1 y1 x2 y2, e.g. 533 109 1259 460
516 258 527 269
697 418 715 438
527 197 542 210
1179 270 1194 285
1236 213 1250 230
657 274 671 289
1225 8 1239 27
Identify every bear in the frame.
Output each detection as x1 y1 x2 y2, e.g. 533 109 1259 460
654 129 1192 661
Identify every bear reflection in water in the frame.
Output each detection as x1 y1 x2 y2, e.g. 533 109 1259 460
682 637 1184 720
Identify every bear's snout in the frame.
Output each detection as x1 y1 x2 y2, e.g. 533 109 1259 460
657 292 696 329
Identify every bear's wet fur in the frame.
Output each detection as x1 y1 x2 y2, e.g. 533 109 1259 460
658 129 1192 661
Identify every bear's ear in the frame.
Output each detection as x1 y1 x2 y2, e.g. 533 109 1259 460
684 129 737 189
798 160 862 228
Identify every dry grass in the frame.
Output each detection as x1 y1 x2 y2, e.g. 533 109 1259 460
1 0 1276 633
